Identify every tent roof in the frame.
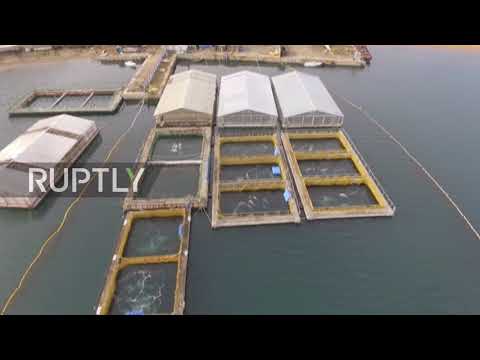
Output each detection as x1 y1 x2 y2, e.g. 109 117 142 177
13 132 77 165
0 114 96 163
27 114 96 137
154 70 217 117
272 71 343 118
217 71 277 117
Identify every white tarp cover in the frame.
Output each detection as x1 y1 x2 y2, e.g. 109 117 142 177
0 131 45 162
154 70 217 117
0 114 97 163
217 71 278 117
27 114 96 137
272 71 343 118
14 132 77 165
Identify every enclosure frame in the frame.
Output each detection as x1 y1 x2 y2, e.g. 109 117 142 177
96 208 191 315
211 130 301 228
281 129 395 220
8 89 123 116
123 127 211 211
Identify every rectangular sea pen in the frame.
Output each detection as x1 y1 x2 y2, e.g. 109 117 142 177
281 129 395 220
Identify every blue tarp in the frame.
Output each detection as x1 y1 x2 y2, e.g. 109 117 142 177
126 309 144 315
272 166 281 176
283 190 291 202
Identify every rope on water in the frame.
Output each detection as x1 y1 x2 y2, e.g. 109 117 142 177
1 98 147 315
201 206 213 227
332 89 480 241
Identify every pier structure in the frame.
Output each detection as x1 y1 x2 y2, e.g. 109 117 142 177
177 50 365 68
8 89 123 116
0 114 99 209
123 127 211 211
281 129 395 220
96 208 191 315
122 50 177 100
211 129 301 228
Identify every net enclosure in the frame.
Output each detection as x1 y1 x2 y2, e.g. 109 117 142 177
217 71 278 128
211 131 301 228
154 70 217 127
123 127 211 211
96 208 191 315
0 114 99 209
281 129 395 220
272 71 344 128
9 89 123 116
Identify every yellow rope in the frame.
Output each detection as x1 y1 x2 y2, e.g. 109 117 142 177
1 99 146 315
333 90 480 241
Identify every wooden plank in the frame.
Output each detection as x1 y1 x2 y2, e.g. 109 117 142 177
80 91 95 108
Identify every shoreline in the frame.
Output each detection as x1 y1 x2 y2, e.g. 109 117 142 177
418 45 480 52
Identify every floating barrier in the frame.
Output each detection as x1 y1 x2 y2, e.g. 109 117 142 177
333 90 480 241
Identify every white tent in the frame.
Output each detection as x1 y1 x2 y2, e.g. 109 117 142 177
217 71 278 127
272 71 344 128
154 70 217 127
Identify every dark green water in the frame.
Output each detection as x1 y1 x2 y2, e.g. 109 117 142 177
2 46 480 314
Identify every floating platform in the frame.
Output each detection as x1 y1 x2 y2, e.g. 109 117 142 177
96 208 191 315
8 89 123 116
123 127 211 211
281 129 395 220
211 130 301 228
0 114 99 209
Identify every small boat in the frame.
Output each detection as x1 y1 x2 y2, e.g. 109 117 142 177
124 61 137 68
304 61 323 67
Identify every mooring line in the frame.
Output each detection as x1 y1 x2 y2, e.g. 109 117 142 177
201 206 212 227
1 98 147 315
332 89 480 241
